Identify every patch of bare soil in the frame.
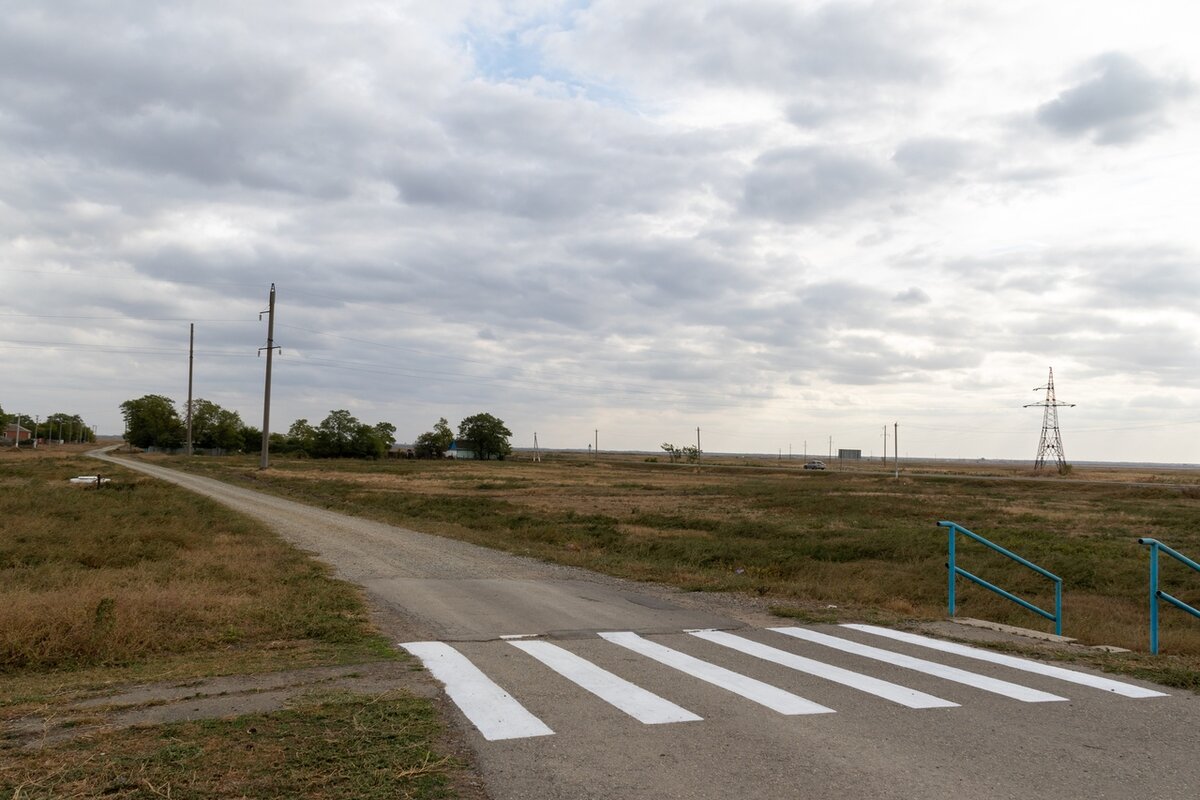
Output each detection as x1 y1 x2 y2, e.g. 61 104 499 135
3 661 429 750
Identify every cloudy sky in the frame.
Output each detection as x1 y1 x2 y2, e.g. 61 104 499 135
3 0 1199 463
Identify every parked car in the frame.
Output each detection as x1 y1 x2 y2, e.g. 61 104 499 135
803 460 826 470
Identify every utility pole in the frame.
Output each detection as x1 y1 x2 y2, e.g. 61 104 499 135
696 427 701 464
533 432 541 462
828 436 832 461
882 425 887 468
33 415 38 449
13 414 21 448
186 322 194 456
1024 367 1074 471
894 422 899 479
259 284 280 470
594 429 598 462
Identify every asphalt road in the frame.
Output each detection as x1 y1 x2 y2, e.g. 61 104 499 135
91 451 1200 800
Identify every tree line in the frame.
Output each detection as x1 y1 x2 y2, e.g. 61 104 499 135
0 403 96 443
120 395 396 458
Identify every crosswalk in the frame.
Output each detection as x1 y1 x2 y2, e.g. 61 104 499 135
400 625 1167 742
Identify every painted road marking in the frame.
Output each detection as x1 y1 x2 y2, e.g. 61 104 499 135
598 631 835 716
509 640 703 724
843 624 1168 699
771 627 1068 703
689 629 959 709
401 641 554 741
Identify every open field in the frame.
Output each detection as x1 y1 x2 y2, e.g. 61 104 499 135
165 451 1200 687
0 446 466 799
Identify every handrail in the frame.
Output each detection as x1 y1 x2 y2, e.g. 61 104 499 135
1137 538 1200 654
938 521 1063 636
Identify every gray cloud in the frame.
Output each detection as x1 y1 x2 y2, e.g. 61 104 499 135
1036 52 1192 145
892 137 979 178
741 146 896 223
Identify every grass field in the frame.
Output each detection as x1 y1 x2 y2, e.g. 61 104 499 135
0 446 464 799
167 451 1200 688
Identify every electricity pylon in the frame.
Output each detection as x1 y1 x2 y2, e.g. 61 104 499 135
1024 367 1074 471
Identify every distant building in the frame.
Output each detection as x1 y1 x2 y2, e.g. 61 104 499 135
838 449 861 460
2 423 32 443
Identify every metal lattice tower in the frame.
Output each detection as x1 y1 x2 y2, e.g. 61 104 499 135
1024 367 1075 471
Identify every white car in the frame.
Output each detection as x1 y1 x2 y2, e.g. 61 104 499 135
803 460 826 470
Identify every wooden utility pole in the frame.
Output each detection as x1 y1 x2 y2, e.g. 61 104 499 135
259 284 279 470
894 422 899 479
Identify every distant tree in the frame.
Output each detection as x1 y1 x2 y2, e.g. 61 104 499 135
285 418 317 454
0 403 8 431
680 445 700 464
44 412 94 443
121 395 184 449
241 425 262 454
315 410 358 457
188 399 245 451
311 410 395 459
661 442 681 463
458 413 513 460
414 417 454 459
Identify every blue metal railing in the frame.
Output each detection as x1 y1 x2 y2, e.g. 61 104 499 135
1137 538 1200 654
939 521 1063 636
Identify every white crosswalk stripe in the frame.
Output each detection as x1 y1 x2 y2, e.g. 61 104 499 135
598 631 835 715
770 627 1069 703
403 626 1167 742
688 629 959 709
508 639 703 724
400 641 554 741
842 624 1168 698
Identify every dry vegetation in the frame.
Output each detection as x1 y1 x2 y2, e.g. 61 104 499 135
171 451 1200 687
0 446 461 799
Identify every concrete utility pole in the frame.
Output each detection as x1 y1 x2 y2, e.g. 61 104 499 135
882 425 887 468
696 427 701 464
594 429 598 461
186 322 194 456
894 422 899 479
533 432 541 462
259 284 279 470
33 415 38 449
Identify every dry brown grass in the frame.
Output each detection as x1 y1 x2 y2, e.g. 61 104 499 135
170 452 1200 684
0 451 387 674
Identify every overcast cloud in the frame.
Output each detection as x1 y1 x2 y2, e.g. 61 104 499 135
2 0 1199 463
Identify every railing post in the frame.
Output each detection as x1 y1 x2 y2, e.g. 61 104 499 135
947 523 957 617
1148 541 1160 655
1054 579 1063 637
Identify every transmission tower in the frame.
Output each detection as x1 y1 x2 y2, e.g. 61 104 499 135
1024 367 1075 471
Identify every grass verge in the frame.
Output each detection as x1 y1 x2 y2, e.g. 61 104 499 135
0 448 464 799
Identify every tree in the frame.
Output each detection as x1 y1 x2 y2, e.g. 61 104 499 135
285 418 317 454
0 403 8 431
661 442 681 463
121 395 184 449
413 417 454 459
457 413 512 460
189 399 245 451
311 410 395 459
